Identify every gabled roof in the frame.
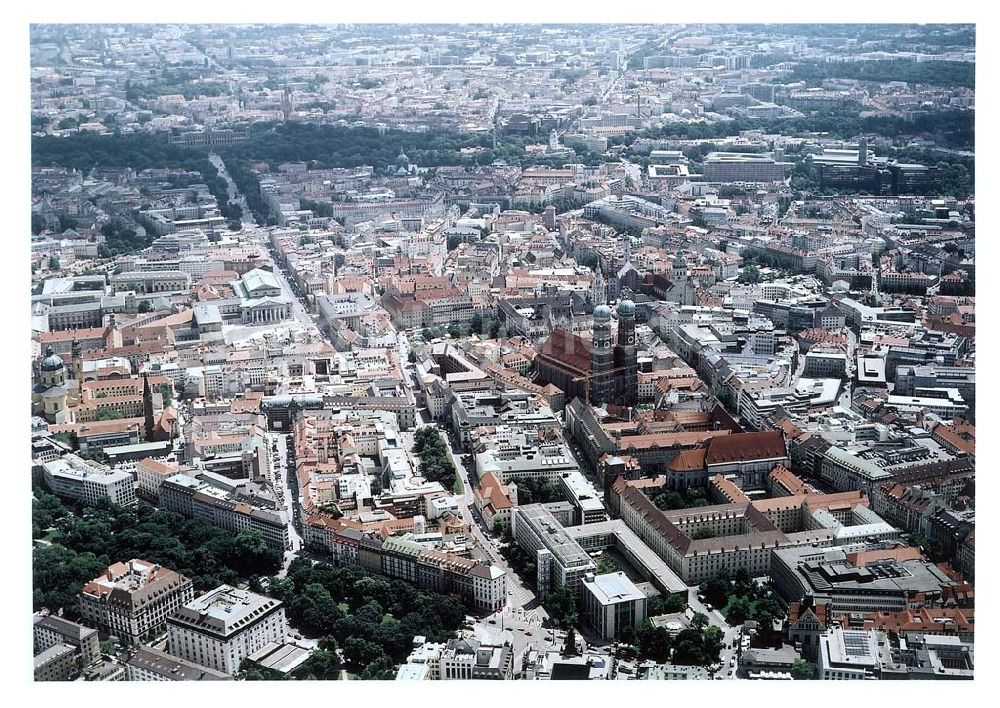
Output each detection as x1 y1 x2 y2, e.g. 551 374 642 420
240 268 280 293
538 327 591 375
667 448 707 473
706 430 786 465
475 471 512 511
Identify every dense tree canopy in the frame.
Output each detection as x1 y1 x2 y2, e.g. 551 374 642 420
31 131 232 249
633 108 974 152
506 476 562 506
412 427 457 490
32 489 281 620
782 59 975 89
791 658 816 680
268 557 466 676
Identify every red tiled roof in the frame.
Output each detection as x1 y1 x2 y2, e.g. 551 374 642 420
711 474 751 504
668 448 707 472
538 327 591 375
616 430 729 452
705 430 786 465
475 471 512 511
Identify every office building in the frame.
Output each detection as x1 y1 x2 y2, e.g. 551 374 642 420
41 454 137 508
396 637 514 680
510 504 597 598
440 639 514 680
126 646 233 681
770 545 957 614
581 572 648 640
167 585 287 675
819 447 892 496
702 153 792 183
79 559 194 645
817 627 892 680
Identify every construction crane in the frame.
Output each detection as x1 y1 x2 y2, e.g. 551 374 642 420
571 365 635 407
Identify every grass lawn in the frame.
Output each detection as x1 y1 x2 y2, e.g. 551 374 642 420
41 528 60 543
452 475 464 495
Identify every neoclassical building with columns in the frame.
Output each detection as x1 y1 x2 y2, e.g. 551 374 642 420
230 268 291 325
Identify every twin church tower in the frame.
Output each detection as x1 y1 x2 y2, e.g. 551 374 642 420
589 298 638 408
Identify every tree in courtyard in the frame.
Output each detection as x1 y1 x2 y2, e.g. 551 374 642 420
751 598 784 630
791 659 815 680
738 264 762 284
725 596 752 626
700 577 731 609
653 491 684 510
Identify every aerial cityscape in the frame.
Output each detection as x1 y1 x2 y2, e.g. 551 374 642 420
28 22 975 683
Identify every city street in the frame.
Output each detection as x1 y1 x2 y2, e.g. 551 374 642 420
208 152 256 226
266 253 320 331
686 587 741 678
839 328 857 409
422 421 546 617
468 597 575 673
274 433 303 578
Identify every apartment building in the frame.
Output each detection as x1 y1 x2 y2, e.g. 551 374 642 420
33 614 100 667
304 522 507 611
158 473 290 551
34 643 79 681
